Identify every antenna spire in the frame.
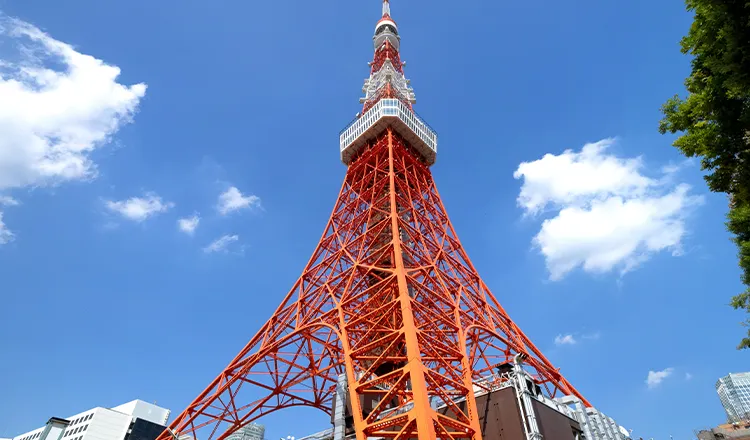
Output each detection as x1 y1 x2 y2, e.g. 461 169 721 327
382 0 390 17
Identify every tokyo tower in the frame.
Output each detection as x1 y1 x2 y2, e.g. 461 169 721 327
157 2 590 440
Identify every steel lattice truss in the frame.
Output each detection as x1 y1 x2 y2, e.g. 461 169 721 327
157 130 588 440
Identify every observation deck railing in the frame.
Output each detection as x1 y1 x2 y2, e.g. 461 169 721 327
339 99 438 166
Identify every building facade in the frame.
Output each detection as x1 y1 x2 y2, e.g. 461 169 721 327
11 400 170 440
717 372 750 423
225 423 265 440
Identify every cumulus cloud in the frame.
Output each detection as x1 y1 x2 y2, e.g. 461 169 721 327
203 234 240 254
0 16 146 191
0 212 14 244
0 196 19 206
217 186 260 215
646 368 674 389
554 334 577 345
514 138 703 280
0 195 19 243
0 16 145 245
105 193 173 222
178 214 200 235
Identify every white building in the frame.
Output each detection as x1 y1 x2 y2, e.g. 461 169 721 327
225 423 265 440
716 372 750 423
11 400 170 440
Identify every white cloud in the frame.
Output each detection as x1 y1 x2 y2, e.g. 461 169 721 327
217 186 260 215
582 332 601 340
514 138 703 280
554 334 577 345
0 195 19 244
0 196 19 206
646 367 674 389
0 16 145 245
105 193 173 222
178 214 200 235
0 16 146 191
203 234 239 254
0 212 14 244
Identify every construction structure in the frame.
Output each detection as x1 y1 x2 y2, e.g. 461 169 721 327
156 2 629 439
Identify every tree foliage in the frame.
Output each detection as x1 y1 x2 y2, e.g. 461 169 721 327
659 0 750 349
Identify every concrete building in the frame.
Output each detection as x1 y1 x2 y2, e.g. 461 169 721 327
11 400 170 440
225 423 265 440
717 372 750 423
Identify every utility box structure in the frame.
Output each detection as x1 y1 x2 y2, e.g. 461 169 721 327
439 387 583 440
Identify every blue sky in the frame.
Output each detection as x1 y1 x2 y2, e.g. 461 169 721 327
0 0 747 438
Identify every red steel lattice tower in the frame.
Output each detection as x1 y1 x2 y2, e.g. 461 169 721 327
157 2 588 439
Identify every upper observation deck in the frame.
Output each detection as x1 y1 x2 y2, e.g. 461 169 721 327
339 98 437 166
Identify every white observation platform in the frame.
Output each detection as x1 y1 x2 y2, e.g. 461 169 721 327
339 98 438 166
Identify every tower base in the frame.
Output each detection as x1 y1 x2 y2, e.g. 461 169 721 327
303 363 629 440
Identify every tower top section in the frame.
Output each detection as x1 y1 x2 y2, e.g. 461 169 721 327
339 0 438 166
374 0 399 51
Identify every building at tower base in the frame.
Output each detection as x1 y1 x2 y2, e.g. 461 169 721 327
10 400 171 440
302 359 630 440
696 421 750 440
224 423 265 440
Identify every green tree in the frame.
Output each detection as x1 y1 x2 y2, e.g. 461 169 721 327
659 0 750 349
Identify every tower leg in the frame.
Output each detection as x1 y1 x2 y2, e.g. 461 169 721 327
389 130 438 440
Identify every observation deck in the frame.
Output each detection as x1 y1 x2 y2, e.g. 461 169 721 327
339 98 437 166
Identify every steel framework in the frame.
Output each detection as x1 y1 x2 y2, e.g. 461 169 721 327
156 2 588 440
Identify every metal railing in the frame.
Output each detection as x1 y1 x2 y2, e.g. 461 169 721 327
339 99 437 155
